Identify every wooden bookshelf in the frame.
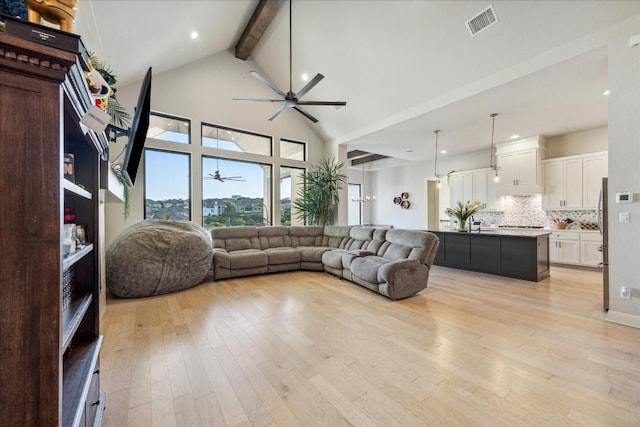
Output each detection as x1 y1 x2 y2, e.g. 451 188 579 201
0 31 105 426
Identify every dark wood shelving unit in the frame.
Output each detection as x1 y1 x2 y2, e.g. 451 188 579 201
0 29 106 426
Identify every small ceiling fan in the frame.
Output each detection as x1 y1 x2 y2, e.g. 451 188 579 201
233 0 346 123
204 127 245 182
205 169 244 183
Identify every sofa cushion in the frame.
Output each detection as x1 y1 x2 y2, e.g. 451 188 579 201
211 226 260 252
258 226 292 249
229 249 268 269
350 255 390 284
298 246 333 263
322 225 351 248
321 249 346 269
264 247 301 265
290 226 323 247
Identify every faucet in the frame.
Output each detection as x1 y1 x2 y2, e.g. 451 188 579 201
471 216 481 232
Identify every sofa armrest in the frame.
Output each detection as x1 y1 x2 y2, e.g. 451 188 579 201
377 258 420 283
212 248 230 269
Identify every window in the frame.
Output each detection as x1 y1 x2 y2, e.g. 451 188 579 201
202 123 272 156
280 139 306 161
280 166 305 226
144 149 191 220
202 157 272 229
146 112 190 144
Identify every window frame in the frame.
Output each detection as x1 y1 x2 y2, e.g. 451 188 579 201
143 147 192 221
147 111 192 144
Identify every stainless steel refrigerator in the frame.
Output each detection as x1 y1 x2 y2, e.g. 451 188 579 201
597 177 609 310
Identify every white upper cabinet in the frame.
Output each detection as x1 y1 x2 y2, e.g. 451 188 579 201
449 168 500 211
542 158 582 209
495 136 546 195
542 152 607 210
582 153 608 209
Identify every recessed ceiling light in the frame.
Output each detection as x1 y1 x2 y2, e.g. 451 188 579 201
440 150 447 154
301 73 308 81
603 90 610 95
510 134 519 139
190 31 199 40
406 149 413 153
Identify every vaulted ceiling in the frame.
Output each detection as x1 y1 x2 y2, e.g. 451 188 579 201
73 1 640 163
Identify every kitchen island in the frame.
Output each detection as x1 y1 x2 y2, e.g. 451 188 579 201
428 228 551 281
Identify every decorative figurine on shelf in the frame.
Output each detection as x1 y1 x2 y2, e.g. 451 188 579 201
25 0 78 33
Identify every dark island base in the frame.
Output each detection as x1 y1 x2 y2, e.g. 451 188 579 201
429 230 550 282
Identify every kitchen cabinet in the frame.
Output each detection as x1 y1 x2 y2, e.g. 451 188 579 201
542 158 582 209
579 232 603 267
449 168 500 210
549 231 580 264
582 153 608 208
430 230 550 282
449 172 473 207
496 136 546 195
542 152 607 210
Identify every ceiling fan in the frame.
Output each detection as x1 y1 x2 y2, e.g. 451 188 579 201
233 0 346 123
204 127 245 182
205 169 244 183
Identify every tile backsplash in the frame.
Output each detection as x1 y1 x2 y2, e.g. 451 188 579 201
473 195 597 229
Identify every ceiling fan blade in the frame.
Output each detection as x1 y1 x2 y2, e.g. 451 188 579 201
249 71 287 98
233 98 284 102
268 104 287 121
297 101 347 106
224 178 245 181
293 106 319 123
296 73 324 99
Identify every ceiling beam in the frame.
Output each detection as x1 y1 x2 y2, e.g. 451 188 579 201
347 150 369 159
235 0 283 61
351 154 389 166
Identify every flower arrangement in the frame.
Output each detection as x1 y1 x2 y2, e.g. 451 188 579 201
445 200 482 231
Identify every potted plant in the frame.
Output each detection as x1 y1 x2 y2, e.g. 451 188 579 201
293 157 346 226
445 200 482 232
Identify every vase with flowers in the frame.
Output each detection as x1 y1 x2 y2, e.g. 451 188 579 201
445 200 482 232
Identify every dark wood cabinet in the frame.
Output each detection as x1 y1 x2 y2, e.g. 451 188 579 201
431 230 550 282
0 32 106 426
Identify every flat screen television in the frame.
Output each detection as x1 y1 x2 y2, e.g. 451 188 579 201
121 67 152 187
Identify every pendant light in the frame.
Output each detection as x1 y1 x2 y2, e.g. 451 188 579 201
489 113 500 182
433 129 445 188
352 161 375 202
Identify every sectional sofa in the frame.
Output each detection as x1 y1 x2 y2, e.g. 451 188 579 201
211 225 439 300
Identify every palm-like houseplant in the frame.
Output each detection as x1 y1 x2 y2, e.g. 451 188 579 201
445 200 482 231
293 157 346 226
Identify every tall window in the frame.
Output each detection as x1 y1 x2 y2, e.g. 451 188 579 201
147 112 190 144
144 149 191 220
202 157 272 229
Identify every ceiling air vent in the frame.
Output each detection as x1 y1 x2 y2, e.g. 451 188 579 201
466 5 498 37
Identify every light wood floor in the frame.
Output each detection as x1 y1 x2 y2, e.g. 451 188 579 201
100 266 640 426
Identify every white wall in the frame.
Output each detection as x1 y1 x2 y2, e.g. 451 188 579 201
545 126 608 158
105 50 326 248
368 149 489 229
606 19 640 327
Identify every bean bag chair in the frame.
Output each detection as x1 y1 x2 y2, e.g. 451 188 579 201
107 220 213 298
